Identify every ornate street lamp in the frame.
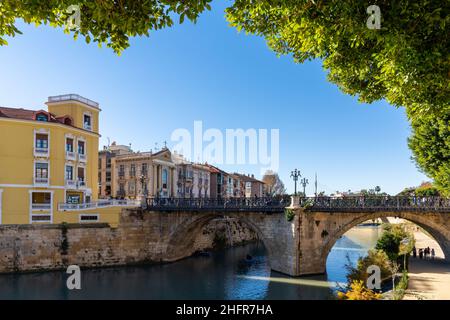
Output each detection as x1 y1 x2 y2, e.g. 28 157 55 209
139 174 147 200
301 178 309 197
290 169 301 196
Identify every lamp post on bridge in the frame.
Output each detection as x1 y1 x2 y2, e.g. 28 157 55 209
301 178 309 197
290 169 301 196
138 174 147 206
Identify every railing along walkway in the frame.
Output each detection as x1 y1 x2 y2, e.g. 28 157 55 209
146 197 291 213
146 196 450 213
301 196 450 213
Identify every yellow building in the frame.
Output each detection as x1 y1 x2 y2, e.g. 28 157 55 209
0 94 138 227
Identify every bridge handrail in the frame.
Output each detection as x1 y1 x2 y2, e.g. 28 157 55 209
146 196 291 212
145 196 450 213
300 196 450 212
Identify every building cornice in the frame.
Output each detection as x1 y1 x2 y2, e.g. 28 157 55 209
0 117 100 138
46 99 102 113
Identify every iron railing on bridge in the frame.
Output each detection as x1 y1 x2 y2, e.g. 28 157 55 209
145 196 450 213
146 196 291 213
300 196 450 213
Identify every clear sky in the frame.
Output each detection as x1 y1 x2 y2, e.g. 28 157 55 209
0 1 428 195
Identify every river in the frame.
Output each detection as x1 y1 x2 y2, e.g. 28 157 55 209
0 226 382 300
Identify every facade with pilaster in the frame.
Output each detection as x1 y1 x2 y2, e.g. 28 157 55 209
114 148 177 199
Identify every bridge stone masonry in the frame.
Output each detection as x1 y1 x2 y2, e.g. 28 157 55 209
144 197 298 275
0 196 448 275
146 196 450 276
292 196 450 275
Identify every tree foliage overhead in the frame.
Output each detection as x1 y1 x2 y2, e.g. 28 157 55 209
408 111 450 195
1 1 449 192
226 0 449 119
0 0 212 53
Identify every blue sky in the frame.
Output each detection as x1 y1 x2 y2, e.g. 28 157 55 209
0 1 427 195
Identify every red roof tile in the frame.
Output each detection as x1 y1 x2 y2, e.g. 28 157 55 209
0 106 76 129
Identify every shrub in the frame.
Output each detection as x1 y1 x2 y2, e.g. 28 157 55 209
285 208 295 222
337 281 382 300
346 249 391 285
393 271 409 300
376 224 415 263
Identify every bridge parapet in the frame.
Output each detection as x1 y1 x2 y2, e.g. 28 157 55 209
294 196 450 213
146 197 291 213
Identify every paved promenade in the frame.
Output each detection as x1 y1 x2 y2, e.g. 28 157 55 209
405 231 450 300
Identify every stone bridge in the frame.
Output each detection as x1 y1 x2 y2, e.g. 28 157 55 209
147 196 450 276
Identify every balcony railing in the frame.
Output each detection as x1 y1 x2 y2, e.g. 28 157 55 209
31 203 51 211
83 123 92 131
34 177 49 185
66 180 76 188
58 199 141 211
34 147 49 157
66 151 76 160
48 94 99 108
77 180 86 189
78 153 87 162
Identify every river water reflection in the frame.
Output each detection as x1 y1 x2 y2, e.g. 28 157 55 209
0 226 382 300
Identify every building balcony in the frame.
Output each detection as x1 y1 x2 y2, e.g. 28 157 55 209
66 151 76 161
78 153 87 162
31 203 52 211
34 147 49 158
58 199 141 211
77 180 86 189
66 180 76 188
83 123 92 131
34 177 49 186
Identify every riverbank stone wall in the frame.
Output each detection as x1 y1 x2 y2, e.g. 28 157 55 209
0 209 298 275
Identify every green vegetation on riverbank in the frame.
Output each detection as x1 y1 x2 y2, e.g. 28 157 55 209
338 224 414 300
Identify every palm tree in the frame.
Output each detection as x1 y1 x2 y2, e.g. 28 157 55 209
375 186 381 194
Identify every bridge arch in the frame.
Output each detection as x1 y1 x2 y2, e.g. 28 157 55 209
164 212 275 264
319 211 450 270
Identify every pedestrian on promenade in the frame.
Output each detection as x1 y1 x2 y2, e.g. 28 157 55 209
412 247 417 258
426 247 431 259
431 248 436 260
419 249 424 259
